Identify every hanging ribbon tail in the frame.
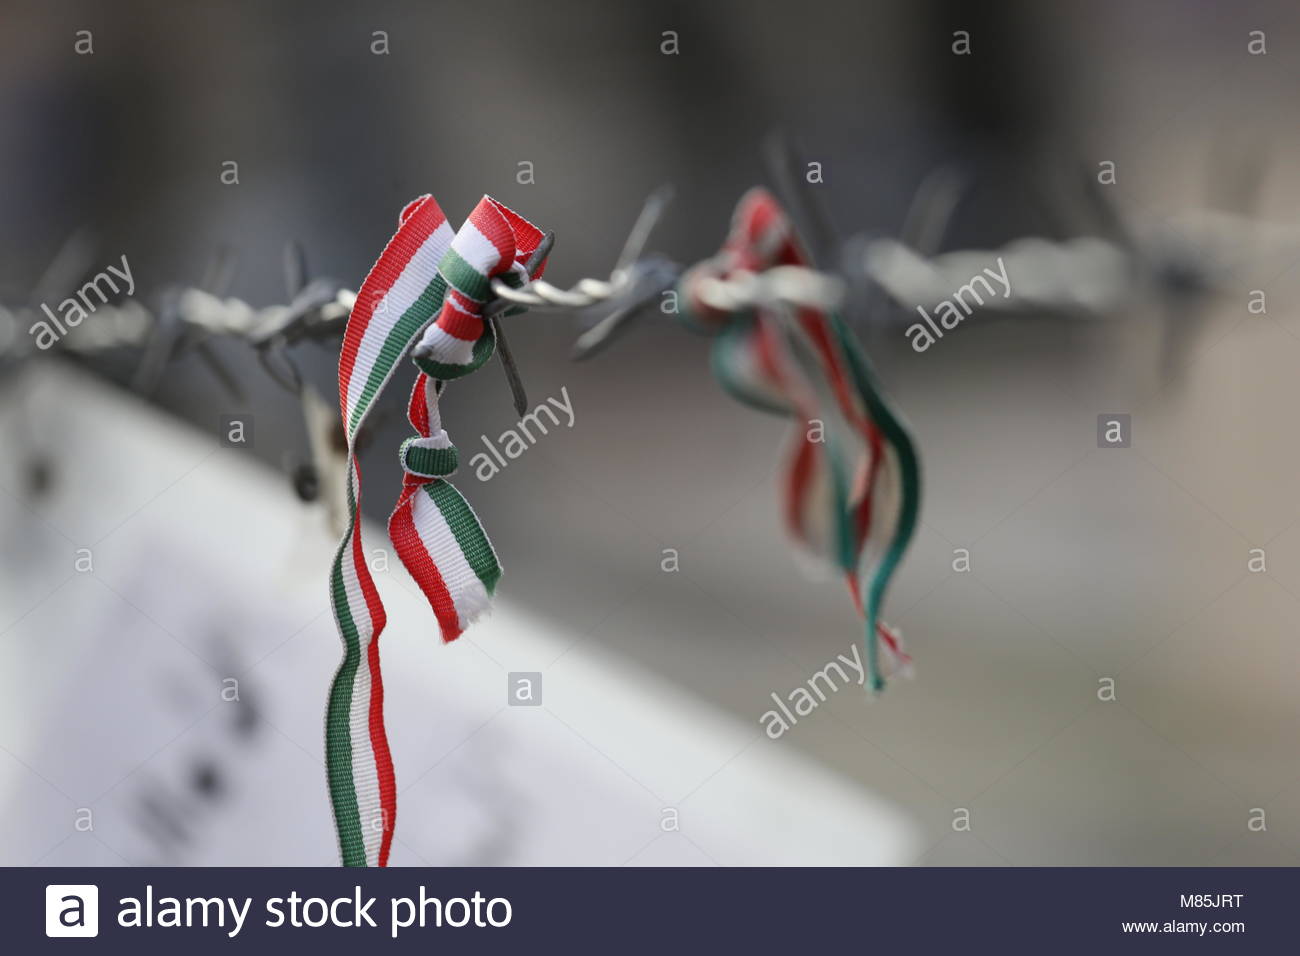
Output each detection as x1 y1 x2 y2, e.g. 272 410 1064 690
835 309 921 688
326 194 546 868
328 195 454 868
395 195 548 640
681 187 922 692
388 374 502 643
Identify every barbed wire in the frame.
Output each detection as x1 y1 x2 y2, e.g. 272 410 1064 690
2 177 1292 519
2 202 1290 381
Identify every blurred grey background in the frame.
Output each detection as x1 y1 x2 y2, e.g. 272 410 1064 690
2 0 1300 866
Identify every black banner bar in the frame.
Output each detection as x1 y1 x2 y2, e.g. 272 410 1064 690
8 866 1290 952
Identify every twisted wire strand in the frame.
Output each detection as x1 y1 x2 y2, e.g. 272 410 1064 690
489 205 1300 329
490 262 846 313
3 208 1291 366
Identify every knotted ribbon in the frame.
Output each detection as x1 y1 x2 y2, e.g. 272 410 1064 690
680 188 921 690
328 194 547 867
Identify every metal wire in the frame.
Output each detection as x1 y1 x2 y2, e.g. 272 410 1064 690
4 196 1296 376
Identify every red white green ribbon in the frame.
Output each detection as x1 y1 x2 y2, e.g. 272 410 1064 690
328 194 546 867
681 188 921 690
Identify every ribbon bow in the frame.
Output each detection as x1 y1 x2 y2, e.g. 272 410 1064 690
328 195 547 867
680 188 920 690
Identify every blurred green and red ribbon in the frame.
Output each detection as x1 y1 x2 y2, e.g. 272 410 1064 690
680 188 921 690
